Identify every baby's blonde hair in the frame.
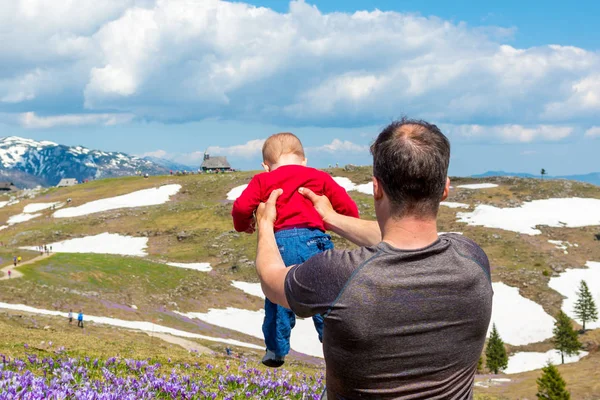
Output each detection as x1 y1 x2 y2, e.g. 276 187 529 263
262 132 305 164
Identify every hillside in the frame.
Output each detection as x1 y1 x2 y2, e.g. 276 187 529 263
0 168 599 398
0 136 171 187
474 170 600 186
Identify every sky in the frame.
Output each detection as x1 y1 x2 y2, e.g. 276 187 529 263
0 0 598 175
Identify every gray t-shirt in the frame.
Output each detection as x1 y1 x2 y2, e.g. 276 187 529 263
285 234 493 399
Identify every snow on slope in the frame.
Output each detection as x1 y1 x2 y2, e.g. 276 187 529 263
0 302 261 350
489 282 555 346
23 202 61 213
21 233 148 256
178 307 323 358
227 185 248 201
506 350 589 374
549 261 600 330
457 183 499 189
231 281 264 298
166 262 212 272
457 198 600 235
54 184 181 218
440 202 469 209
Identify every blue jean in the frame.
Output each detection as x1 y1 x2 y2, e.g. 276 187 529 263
262 228 334 357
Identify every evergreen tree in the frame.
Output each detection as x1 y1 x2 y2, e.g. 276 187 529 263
485 324 508 374
536 363 570 400
573 280 598 331
553 311 581 364
541 168 547 180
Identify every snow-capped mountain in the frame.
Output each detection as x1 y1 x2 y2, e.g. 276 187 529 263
0 136 169 188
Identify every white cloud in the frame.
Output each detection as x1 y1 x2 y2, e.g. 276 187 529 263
207 139 265 158
444 124 574 143
141 149 168 158
0 0 599 135
19 112 134 128
585 126 600 138
309 139 369 153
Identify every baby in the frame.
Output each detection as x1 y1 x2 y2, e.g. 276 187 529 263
232 132 359 367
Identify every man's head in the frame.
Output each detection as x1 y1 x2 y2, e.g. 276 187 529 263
370 118 450 219
262 132 306 171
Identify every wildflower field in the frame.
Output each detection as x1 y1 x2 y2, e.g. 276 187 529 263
0 350 324 399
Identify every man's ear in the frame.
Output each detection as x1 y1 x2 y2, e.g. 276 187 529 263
262 162 270 172
441 177 451 201
373 176 384 200
301 158 308 166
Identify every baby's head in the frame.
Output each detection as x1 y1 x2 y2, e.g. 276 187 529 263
262 132 306 172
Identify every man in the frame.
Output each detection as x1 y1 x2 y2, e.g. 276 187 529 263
255 119 493 399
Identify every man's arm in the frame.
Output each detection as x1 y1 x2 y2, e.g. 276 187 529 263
299 187 381 247
255 189 290 308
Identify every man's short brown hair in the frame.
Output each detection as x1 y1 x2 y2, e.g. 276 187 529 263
262 132 305 164
371 118 450 218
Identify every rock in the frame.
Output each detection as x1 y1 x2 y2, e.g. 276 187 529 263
177 231 191 241
43 325 51 330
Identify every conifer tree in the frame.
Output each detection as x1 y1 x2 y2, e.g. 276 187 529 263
536 363 570 400
573 280 598 331
553 311 581 364
485 324 508 374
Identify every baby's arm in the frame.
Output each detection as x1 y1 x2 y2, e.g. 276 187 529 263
232 177 262 233
323 174 360 218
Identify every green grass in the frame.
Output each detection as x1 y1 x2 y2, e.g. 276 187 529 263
0 253 263 317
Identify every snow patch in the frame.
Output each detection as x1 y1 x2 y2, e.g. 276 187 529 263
440 202 470 209
231 281 264 299
53 184 181 218
489 282 555 346
8 213 41 225
457 183 499 189
21 233 148 256
227 185 248 201
548 261 600 330
178 307 323 358
23 202 61 213
506 350 589 374
166 262 212 272
355 182 373 195
457 198 600 235
332 177 356 192
0 302 261 350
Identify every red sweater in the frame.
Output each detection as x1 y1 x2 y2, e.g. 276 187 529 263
232 165 359 233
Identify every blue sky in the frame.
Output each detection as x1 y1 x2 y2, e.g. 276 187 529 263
0 0 598 175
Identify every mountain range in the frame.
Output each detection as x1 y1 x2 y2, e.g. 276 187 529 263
0 137 184 188
473 171 600 186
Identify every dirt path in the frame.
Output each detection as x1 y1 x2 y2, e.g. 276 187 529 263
0 253 54 281
145 332 213 354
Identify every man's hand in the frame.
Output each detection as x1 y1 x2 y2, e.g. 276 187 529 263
256 188 283 230
300 187 382 246
298 187 336 226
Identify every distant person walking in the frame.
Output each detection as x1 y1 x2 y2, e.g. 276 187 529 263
77 310 84 328
7 270 11 279
13 256 17 267
17 256 21 265
68 310 73 325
